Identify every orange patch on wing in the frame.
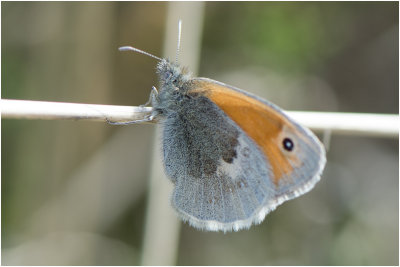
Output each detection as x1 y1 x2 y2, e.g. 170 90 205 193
191 80 296 184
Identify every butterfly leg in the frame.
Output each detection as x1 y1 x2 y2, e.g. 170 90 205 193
140 86 159 107
105 115 155 125
106 86 159 125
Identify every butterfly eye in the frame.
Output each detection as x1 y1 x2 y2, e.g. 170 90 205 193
282 137 294 152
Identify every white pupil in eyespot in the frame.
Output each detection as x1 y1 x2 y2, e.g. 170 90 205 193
283 138 294 152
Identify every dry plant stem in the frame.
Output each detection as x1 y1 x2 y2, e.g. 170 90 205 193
287 111 398 138
2 99 398 138
1 99 153 123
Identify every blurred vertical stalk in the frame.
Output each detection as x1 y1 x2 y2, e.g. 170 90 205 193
140 2 205 265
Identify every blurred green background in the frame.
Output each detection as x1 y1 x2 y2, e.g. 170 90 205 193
2 2 398 265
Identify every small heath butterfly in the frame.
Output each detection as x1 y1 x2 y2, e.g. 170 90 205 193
118 21 326 232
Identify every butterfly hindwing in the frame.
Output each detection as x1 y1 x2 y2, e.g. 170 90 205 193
162 91 278 231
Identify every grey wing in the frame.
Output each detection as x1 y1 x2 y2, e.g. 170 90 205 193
170 133 281 232
161 95 278 232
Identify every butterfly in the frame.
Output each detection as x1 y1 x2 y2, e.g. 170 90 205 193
116 21 326 232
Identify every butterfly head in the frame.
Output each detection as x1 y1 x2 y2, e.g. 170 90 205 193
156 59 192 90
153 59 196 116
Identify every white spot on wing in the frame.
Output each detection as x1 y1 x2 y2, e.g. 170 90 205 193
215 135 251 181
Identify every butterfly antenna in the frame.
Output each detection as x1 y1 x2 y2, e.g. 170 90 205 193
175 19 182 64
119 46 162 61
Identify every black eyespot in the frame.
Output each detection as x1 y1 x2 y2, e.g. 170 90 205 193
282 138 294 152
